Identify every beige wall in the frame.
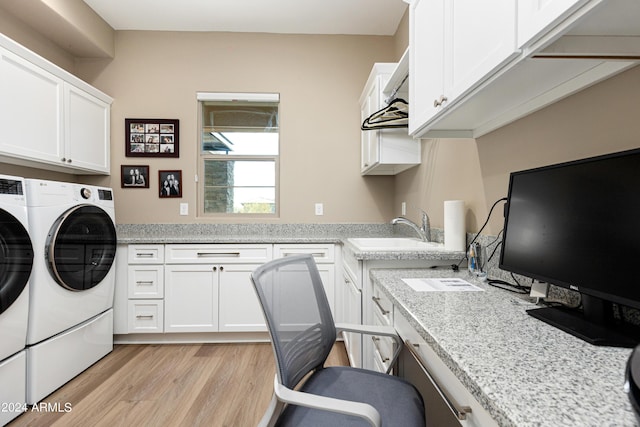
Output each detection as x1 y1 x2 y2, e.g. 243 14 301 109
75 31 398 224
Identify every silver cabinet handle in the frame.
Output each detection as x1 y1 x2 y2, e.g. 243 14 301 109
405 340 472 420
136 315 154 320
282 252 325 258
372 296 389 315
433 95 448 107
136 281 154 285
136 253 155 258
197 252 240 257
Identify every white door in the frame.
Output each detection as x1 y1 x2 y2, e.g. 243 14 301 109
360 81 380 172
0 47 64 165
164 264 218 332
218 264 266 332
444 0 518 103
64 83 110 173
342 271 362 368
409 0 445 135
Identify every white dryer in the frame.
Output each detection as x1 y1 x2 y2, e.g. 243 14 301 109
25 179 117 405
0 174 32 425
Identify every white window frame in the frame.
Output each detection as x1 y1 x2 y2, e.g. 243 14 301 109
197 92 280 218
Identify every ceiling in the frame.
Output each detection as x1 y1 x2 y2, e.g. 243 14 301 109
82 0 409 36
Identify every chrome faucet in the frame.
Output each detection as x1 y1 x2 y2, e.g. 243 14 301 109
391 211 431 242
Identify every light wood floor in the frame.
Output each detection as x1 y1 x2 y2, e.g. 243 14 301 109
8 342 348 427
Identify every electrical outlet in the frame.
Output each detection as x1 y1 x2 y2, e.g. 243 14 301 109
180 203 188 215
315 203 324 216
401 201 407 216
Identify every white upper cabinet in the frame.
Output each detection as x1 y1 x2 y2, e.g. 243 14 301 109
64 84 111 173
409 0 640 138
0 34 112 174
0 48 64 166
409 0 518 136
360 63 420 175
444 1 518 103
409 0 445 134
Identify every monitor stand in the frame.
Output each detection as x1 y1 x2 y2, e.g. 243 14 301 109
526 295 640 348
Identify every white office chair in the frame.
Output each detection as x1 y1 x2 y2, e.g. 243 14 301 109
251 254 425 426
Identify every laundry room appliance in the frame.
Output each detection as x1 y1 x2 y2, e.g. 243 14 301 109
25 179 116 405
0 174 32 425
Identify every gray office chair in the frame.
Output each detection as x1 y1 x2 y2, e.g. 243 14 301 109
251 254 425 427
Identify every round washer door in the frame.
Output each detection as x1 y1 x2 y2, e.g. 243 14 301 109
46 204 116 291
0 208 33 314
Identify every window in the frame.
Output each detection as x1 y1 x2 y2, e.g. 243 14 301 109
198 93 279 216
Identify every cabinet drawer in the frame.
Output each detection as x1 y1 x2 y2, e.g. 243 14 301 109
128 300 164 333
273 244 335 263
394 311 497 427
371 328 395 373
342 248 362 289
128 265 164 298
165 244 272 264
128 244 164 264
372 287 393 326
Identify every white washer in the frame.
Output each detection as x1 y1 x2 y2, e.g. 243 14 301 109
25 179 116 405
0 174 32 425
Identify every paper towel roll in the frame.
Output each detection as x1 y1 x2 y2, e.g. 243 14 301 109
444 200 466 251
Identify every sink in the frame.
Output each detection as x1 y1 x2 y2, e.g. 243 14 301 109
347 237 444 251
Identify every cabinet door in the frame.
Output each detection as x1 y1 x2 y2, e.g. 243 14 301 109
218 264 266 332
444 0 518 103
360 79 380 172
342 270 362 368
164 265 218 332
64 83 110 173
0 47 64 164
517 0 588 47
409 0 445 135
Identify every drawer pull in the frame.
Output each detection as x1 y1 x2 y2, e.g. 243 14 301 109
405 340 472 421
136 253 155 258
136 315 154 320
197 252 240 257
136 281 154 285
372 296 390 315
282 252 325 258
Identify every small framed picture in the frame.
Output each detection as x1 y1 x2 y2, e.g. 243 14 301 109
121 165 150 188
159 170 182 198
126 118 179 157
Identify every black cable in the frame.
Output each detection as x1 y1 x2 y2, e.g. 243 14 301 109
454 197 507 270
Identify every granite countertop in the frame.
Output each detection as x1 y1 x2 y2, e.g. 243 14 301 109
116 223 465 262
116 223 376 244
370 268 637 427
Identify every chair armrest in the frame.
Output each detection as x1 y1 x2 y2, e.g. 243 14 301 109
335 323 402 374
273 377 381 427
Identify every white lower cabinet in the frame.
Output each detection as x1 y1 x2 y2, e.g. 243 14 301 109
116 242 337 340
341 267 362 368
274 243 336 314
218 263 268 332
164 264 219 332
371 285 395 373
126 245 165 333
128 300 164 333
164 244 272 333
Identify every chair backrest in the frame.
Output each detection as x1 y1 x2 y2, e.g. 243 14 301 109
251 254 336 389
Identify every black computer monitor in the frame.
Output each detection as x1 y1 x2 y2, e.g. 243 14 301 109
500 148 640 347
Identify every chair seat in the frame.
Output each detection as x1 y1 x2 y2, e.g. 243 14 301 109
277 366 425 427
